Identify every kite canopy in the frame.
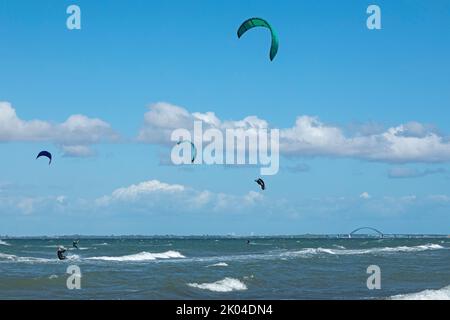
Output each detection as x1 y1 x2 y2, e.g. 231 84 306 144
237 17 279 61
36 151 52 165
255 178 266 190
177 140 197 163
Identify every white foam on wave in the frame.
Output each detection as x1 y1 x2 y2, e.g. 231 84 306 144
68 247 89 251
0 240 10 246
207 262 228 267
286 244 444 257
390 285 450 300
66 254 80 260
188 278 247 292
0 252 53 263
0 252 79 263
126 243 445 266
249 242 273 246
87 250 185 262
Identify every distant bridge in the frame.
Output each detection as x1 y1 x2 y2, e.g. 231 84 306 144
349 227 384 238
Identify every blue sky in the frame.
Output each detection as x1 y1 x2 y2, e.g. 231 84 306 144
1 0 450 236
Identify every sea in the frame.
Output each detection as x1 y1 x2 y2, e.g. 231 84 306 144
0 236 449 300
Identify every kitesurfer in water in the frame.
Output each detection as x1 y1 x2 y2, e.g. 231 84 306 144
57 246 67 260
72 240 79 249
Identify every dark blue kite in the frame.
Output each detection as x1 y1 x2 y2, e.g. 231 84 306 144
36 151 52 165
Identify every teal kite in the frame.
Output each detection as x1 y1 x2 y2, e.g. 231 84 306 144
237 17 279 61
177 140 197 163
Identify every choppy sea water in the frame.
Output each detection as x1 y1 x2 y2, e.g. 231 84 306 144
0 237 449 300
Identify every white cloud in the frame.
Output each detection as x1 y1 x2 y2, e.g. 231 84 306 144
138 102 450 164
109 180 184 202
57 114 118 145
138 102 268 146
244 190 263 204
360 192 371 199
96 179 189 207
0 102 119 156
137 102 193 144
95 179 265 213
2 184 450 233
280 117 450 163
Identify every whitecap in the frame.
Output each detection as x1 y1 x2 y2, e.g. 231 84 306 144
93 243 109 246
0 252 54 263
390 285 450 300
286 244 444 257
207 262 228 267
188 278 247 292
68 247 89 251
65 254 80 261
87 250 185 262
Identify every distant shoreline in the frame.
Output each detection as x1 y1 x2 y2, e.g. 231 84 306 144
1 234 448 240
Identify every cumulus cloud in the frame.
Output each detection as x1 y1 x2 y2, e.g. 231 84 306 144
138 102 450 164
98 180 185 205
137 103 193 144
280 117 450 163
95 179 265 213
2 182 450 234
0 102 119 157
138 102 269 146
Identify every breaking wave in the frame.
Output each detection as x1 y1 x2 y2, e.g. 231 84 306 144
207 262 229 267
0 244 444 265
0 252 79 263
285 244 444 257
390 285 450 300
87 250 185 262
0 252 54 263
188 278 247 292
